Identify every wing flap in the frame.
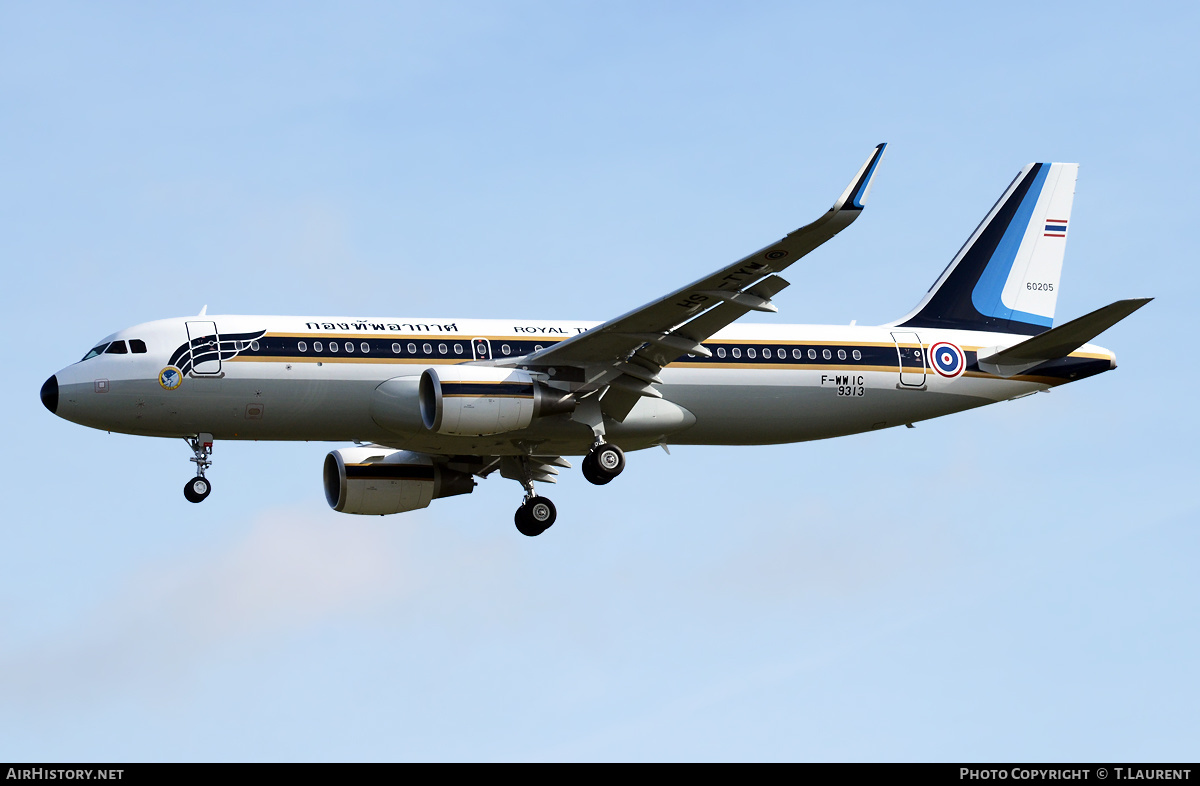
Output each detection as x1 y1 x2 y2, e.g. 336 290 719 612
497 455 572 486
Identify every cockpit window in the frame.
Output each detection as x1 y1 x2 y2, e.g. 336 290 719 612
129 339 147 354
81 343 109 361
105 340 128 355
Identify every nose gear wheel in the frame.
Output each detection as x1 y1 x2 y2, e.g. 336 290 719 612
184 476 212 503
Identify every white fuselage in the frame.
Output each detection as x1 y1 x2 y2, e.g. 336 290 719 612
46 315 1116 457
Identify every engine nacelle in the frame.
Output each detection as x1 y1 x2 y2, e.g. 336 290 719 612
323 447 475 515
419 366 573 436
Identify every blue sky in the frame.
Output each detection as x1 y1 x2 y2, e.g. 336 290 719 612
2 1 1196 761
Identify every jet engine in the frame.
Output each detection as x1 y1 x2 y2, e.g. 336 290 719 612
418 366 574 437
323 447 475 515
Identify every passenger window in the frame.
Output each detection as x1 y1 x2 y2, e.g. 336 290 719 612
747 348 756 359
422 343 432 354
777 348 786 359
129 339 147 354
298 341 308 352
330 342 338 353
105 341 128 354
792 348 801 359
407 343 417 354
732 348 741 359
535 344 543 351
822 349 832 360
438 343 447 355
807 349 817 360
838 349 847 361
392 343 401 354
716 347 726 358
853 350 861 361
345 342 354 353
314 341 324 352
501 344 511 355
361 342 370 353
250 340 260 352
453 343 463 355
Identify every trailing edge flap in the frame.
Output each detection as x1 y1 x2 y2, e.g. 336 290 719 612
976 297 1151 377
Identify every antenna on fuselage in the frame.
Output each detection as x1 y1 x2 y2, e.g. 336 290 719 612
198 305 208 316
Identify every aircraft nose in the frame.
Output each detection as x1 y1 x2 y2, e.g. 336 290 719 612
41 375 58 414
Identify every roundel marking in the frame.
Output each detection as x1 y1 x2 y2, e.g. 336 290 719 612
159 366 183 390
765 250 788 261
929 342 965 378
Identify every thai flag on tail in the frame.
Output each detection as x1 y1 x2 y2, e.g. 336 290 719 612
1044 218 1068 237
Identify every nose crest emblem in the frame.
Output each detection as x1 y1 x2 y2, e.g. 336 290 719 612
159 366 183 390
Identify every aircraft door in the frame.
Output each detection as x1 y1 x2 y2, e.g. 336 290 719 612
890 331 926 388
472 338 492 361
187 321 223 376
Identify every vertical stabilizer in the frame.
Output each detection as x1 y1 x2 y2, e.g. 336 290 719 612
895 162 1078 335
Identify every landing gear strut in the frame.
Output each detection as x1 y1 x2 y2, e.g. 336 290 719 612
183 433 214 503
582 442 625 486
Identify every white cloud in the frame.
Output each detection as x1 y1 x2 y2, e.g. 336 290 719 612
0 507 406 706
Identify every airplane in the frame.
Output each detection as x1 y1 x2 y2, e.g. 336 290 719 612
39 144 1150 536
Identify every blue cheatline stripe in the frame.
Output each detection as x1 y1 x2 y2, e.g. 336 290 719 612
1046 224 1067 231
971 164 1054 328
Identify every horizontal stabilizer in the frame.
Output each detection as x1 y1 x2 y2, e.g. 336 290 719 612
977 297 1151 377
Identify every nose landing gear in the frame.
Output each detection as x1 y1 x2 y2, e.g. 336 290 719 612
183 433 214 503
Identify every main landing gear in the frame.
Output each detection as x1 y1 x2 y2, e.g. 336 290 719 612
515 495 556 537
504 455 560 537
582 442 625 486
183 433 214 503
508 443 624 535
509 443 624 535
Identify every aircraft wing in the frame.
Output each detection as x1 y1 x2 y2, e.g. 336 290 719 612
507 143 887 418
